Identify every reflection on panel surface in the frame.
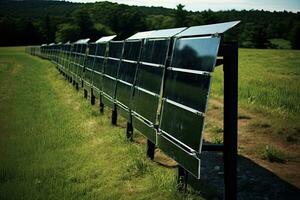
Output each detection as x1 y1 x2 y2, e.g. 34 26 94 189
164 70 211 112
141 39 169 65
159 101 204 151
171 37 220 72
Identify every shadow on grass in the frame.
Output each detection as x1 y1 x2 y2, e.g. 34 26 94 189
186 152 300 200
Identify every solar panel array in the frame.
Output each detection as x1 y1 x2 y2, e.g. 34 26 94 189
26 21 240 179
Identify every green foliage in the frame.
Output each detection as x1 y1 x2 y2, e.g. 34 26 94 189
269 38 292 49
55 23 80 43
0 0 300 47
290 22 300 49
261 145 286 163
94 23 114 36
174 4 188 27
240 23 271 48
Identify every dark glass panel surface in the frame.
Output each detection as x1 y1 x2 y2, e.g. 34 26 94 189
84 69 93 84
171 37 220 72
96 43 107 56
108 41 123 58
160 101 204 152
85 56 94 70
102 76 116 98
141 39 169 65
133 117 156 143
135 64 163 94
117 105 130 121
104 59 119 78
81 44 87 53
122 41 142 61
157 134 200 178
116 82 132 108
117 62 138 84
164 70 211 112
94 57 105 72
132 89 159 123
88 44 97 55
92 72 102 90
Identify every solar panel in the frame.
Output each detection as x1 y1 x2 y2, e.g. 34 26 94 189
96 35 117 43
157 35 221 178
127 30 156 40
175 21 240 37
147 27 186 38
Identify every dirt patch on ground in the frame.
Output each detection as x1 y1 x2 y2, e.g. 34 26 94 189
205 97 300 189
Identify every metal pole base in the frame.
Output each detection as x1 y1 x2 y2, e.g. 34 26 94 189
111 107 117 125
91 95 95 105
84 89 88 99
100 102 104 113
177 166 188 192
146 139 155 160
126 122 133 141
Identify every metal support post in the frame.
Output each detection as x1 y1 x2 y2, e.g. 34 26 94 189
111 104 117 125
177 166 188 192
91 92 95 105
223 42 238 200
146 139 155 160
126 121 133 141
84 89 88 99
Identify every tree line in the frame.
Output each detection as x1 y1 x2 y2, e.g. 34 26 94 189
0 0 300 49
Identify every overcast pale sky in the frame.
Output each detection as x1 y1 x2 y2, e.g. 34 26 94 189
69 0 300 13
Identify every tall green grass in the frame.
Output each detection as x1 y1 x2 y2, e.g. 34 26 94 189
211 48 300 120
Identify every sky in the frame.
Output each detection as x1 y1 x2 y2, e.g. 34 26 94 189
69 0 300 13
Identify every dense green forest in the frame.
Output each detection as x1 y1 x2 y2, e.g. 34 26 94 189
0 0 300 49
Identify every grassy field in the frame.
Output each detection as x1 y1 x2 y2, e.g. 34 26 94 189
212 48 300 119
0 47 299 199
0 47 204 200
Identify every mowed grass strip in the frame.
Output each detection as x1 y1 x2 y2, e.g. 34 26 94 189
0 47 203 200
